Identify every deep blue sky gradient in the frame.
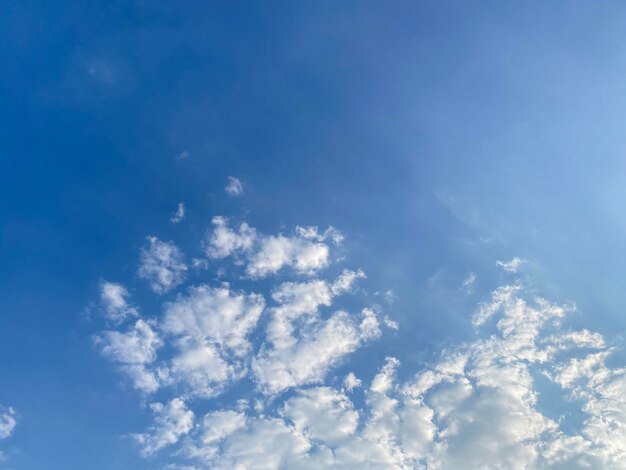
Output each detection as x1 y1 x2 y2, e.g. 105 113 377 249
2 2 626 468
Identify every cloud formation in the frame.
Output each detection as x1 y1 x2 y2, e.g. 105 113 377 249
138 237 188 294
205 217 342 279
96 218 626 469
170 203 185 224
225 176 243 196
100 281 139 323
0 407 16 440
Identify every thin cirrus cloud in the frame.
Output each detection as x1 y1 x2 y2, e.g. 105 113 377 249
93 215 626 469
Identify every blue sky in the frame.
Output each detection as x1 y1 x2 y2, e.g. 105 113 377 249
2 2 626 468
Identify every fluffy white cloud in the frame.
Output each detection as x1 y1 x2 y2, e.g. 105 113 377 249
246 235 329 278
133 398 194 456
225 176 244 196
205 217 341 278
100 281 138 323
170 203 185 224
206 216 256 259
0 407 16 440
163 285 264 357
95 319 162 393
343 372 362 391
253 309 380 395
251 272 376 394
169 284 626 469
97 215 626 469
138 237 188 294
281 387 359 444
160 285 265 397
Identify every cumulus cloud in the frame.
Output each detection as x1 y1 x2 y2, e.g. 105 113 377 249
205 216 256 259
166 285 625 469
205 217 341 278
225 176 243 196
96 215 626 469
343 372 362 391
138 237 188 294
100 281 138 323
161 285 265 397
95 319 162 393
133 398 194 456
170 203 185 224
251 271 375 394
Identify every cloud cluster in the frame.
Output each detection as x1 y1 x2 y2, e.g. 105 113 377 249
95 216 389 458
205 217 342 278
167 285 624 469
96 217 626 469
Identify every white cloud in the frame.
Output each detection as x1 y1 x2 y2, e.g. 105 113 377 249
95 319 162 393
383 315 399 330
170 203 185 224
160 285 265 397
205 216 256 259
162 285 264 358
281 387 359 444
200 410 246 445
0 407 16 440
225 176 243 196
172 284 626 469
138 237 188 294
251 272 374 395
343 372 362 391
246 235 329 278
496 256 523 273
98 214 626 469
461 272 476 293
100 281 138 323
133 398 194 456
252 309 380 395
205 217 339 278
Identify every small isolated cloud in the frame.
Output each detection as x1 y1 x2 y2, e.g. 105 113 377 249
383 315 399 330
177 150 190 160
138 237 188 294
225 177 243 197
343 373 362 391
0 407 16 440
170 203 185 224
496 257 523 273
462 272 476 292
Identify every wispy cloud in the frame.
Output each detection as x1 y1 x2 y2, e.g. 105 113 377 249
170 203 185 224
496 257 523 273
225 176 244 196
